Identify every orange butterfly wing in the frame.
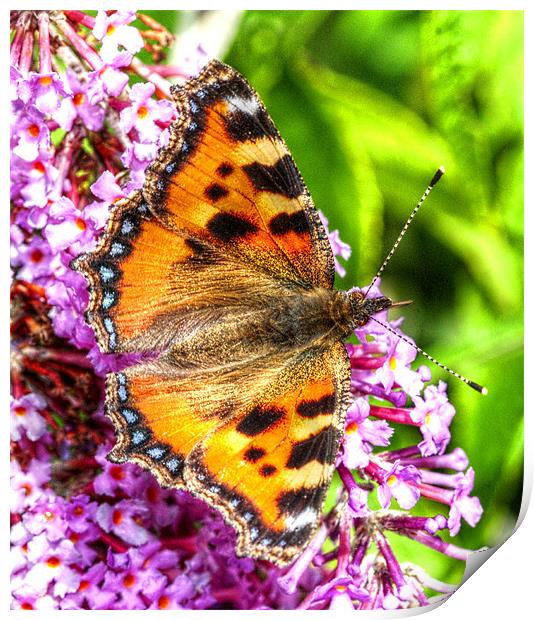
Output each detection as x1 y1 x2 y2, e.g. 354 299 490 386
185 341 350 565
144 59 335 289
74 60 349 566
73 191 192 353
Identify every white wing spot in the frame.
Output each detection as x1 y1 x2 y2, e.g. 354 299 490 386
227 95 260 116
284 507 317 530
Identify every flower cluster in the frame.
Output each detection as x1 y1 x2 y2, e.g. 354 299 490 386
10 10 483 610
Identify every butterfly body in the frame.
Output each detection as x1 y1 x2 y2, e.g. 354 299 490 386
74 60 390 565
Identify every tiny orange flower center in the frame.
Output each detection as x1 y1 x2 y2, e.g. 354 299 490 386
30 249 44 263
112 509 123 525
110 465 125 480
14 406 27 416
389 356 397 370
46 556 61 568
69 532 80 543
387 475 398 487
158 596 170 609
146 487 159 503
75 217 87 231
73 505 84 516
72 93 85 106
33 161 45 174
137 105 149 119
346 421 359 434
106 24 116 36
22 543 28 554
44 510 55 522
123 573 135 588
21 602 34 610
79 580 89 592
39 76 53 86
28 124 40 138
335 585 348 592
20 483 32 497
73 92 85 106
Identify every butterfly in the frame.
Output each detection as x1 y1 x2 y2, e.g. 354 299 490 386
73 59 391 566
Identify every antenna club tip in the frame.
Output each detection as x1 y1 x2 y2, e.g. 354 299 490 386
429 167 445 187
467 380 488 395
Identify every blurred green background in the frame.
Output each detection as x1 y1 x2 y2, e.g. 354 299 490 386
146 10 524 584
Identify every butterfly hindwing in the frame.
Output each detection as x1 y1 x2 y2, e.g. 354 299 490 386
105 360 234 488
184 341 351 565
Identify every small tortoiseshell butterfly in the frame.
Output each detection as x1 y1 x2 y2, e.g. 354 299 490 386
73 60 394 565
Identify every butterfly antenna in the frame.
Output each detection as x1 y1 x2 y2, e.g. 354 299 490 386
370 316 488 395
363 166 445 300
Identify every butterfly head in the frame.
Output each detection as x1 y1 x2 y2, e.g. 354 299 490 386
348 290 392 328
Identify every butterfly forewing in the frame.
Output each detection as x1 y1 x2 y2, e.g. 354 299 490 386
144 59 335 289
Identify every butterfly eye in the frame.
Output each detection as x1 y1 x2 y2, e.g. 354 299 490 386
348 292 391 327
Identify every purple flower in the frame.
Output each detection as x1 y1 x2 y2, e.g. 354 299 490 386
20 72 68 115
10 458 51 512
12 235 57 282
11 521 32 576
341 397 393 469
131 476 181 528
60 562 117 610
93 445 140 496
22 495 69 542
10 393 47 441
88 51 132 98
23 535 81 598
377 461 421 510
96 500 152 546
148 575 195 609
120 82 174 142
93 10 143 63
65 494 98 533
103 546 170 609
349 486 371 518
90 170 127 205
13 156 58 207
319 210 351 277
448 468 483 536
43 196 107 254
12 105 50 162
67 525 100 567
56 69 105 131
374 329 425 398
278 524 328 595
411 381 456 456
48 278 97 351
307 576 369 610
11 591 57 610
